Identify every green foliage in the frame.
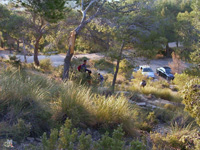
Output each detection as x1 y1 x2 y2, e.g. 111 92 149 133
76 23 112 53
0 119 32 143
184 66 200 77
183 78 200 126
58 119 78 149
39 58 53 72
154 109 174 123
18 0 68 23
94 59 114 72
12 119 31 143
147 112 157 124
130 140 146 150
118 59 133 77
8 55 21 68
95 132 113 150
41 119 146 150
48 129 59 150
78 132 92 150
95 126 125 150
173 73 191 90
42 130 59 150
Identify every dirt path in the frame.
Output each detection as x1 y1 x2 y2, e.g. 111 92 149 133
0 51 104 67
0 50 190 72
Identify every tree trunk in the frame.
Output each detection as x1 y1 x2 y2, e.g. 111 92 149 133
166 43 171 58
17 40 20 52
9 45 12 54
63 49 74 80
23 40 27 63
0 40 4 48
62 25 82 80
176 41 179 48
112 41 125 92
34 44 40 66
62 0 104 80
34 34 43 66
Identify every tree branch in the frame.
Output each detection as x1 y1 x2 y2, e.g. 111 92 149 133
81 0 84 11
85 0 106 24
84 0 97 14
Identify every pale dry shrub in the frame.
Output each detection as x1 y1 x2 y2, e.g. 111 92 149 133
169 52 186 74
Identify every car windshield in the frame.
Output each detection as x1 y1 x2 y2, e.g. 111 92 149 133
143 68 153 72
165 68 171 74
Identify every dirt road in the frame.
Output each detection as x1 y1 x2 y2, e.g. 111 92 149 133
0 50 189 73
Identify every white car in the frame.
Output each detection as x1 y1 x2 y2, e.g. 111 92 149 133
134 65 155 78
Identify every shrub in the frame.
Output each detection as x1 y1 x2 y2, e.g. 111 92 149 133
0 119 31 143
154 109 174 123
40 58 53 71
129 140 146 150
78 132 92 150
8 55 21 68
164 104 176 111
184 66 200 77
94 59 114 72
132 70 148 81
41 119 147 150
173 73 191 90
168 52 186 74
137 112 158 132
183 78 200 126
151 124 200 150
0 69 54 139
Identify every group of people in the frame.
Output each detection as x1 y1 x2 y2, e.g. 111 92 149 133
77 60 104 85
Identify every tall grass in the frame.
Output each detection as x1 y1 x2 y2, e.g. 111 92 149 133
53 82 138 133
0 68 144 140
0 68 55 138
130 73 182 102
130 84 182 102
151 124 200 150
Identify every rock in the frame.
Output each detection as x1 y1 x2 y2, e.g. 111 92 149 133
35 138 42 142
128 100 135 104
115 91 130 95
93 131 101 141
27 137 34 143
86 128 92 135
136 102 146 106
146 104 158 109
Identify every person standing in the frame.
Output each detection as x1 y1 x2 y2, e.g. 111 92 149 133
98 73 104 86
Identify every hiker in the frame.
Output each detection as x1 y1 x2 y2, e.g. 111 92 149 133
98 73 104 86
140 80 146 88
87 71 92 85
77 60 91 72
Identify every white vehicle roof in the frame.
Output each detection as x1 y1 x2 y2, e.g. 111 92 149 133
139 65 151 68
